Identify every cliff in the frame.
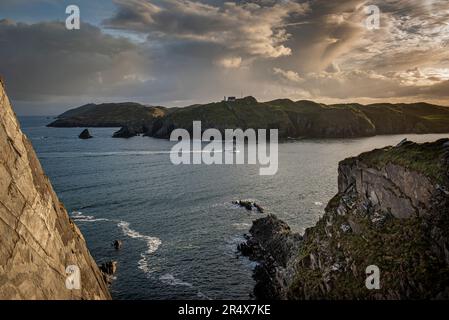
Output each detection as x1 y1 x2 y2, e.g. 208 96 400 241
0 80 111 299
241 139 449 299
48 102 168 132
48 97 449 139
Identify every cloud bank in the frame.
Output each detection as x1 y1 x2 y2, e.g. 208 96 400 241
0 0 449 114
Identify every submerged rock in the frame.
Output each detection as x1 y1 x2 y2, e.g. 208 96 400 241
79 129 93 139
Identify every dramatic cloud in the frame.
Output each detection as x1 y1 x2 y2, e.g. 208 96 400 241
273 67 303 83
105 0 309 59
0 19 149 101
215 56 242 69
1 0 449 114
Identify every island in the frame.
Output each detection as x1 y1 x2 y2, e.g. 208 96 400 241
48 97 449 139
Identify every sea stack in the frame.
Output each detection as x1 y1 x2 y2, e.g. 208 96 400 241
0 80 110 299
79 129 93 139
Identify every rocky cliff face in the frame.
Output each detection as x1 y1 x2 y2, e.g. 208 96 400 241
241 139 449 299
0 81 111 299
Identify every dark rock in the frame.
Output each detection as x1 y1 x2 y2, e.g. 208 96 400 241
78 129 92 139
99 261 117 276
240 200 253 211
238 214 302 299
99 261 118 285
233 200 264 212
113 125 139 138
113 240 122 250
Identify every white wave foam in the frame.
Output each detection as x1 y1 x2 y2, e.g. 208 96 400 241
160 273 193 287
197 291 210 300
160 273 211 300
117 221 161 275
232 222 252 230
70 211 109 222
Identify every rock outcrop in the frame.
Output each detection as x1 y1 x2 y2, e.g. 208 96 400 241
240 139 449 299
0 80 111 299
112 125 140 138
99 261 117 285
238 215 302 299
233 200 265 213
78 129 92 139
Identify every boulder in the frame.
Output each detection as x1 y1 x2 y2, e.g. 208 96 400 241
79 129 93 139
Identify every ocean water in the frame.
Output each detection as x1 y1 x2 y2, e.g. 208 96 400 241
18 116 449 300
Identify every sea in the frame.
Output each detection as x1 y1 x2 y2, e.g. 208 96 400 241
18 116 449 300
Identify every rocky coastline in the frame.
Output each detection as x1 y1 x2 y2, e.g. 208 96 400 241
239 138 449 299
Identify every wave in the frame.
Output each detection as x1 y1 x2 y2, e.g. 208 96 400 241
232 222 252 230
160 273 210 300
160 273 193 287
117 221 161 275
70 211 109 222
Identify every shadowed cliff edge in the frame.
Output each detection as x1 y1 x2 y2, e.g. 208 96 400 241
239 139 449 299
0 80 111 299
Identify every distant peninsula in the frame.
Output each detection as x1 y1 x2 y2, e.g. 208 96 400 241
47 97 449 139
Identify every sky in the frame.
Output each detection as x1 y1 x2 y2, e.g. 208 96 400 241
1 0 449 115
